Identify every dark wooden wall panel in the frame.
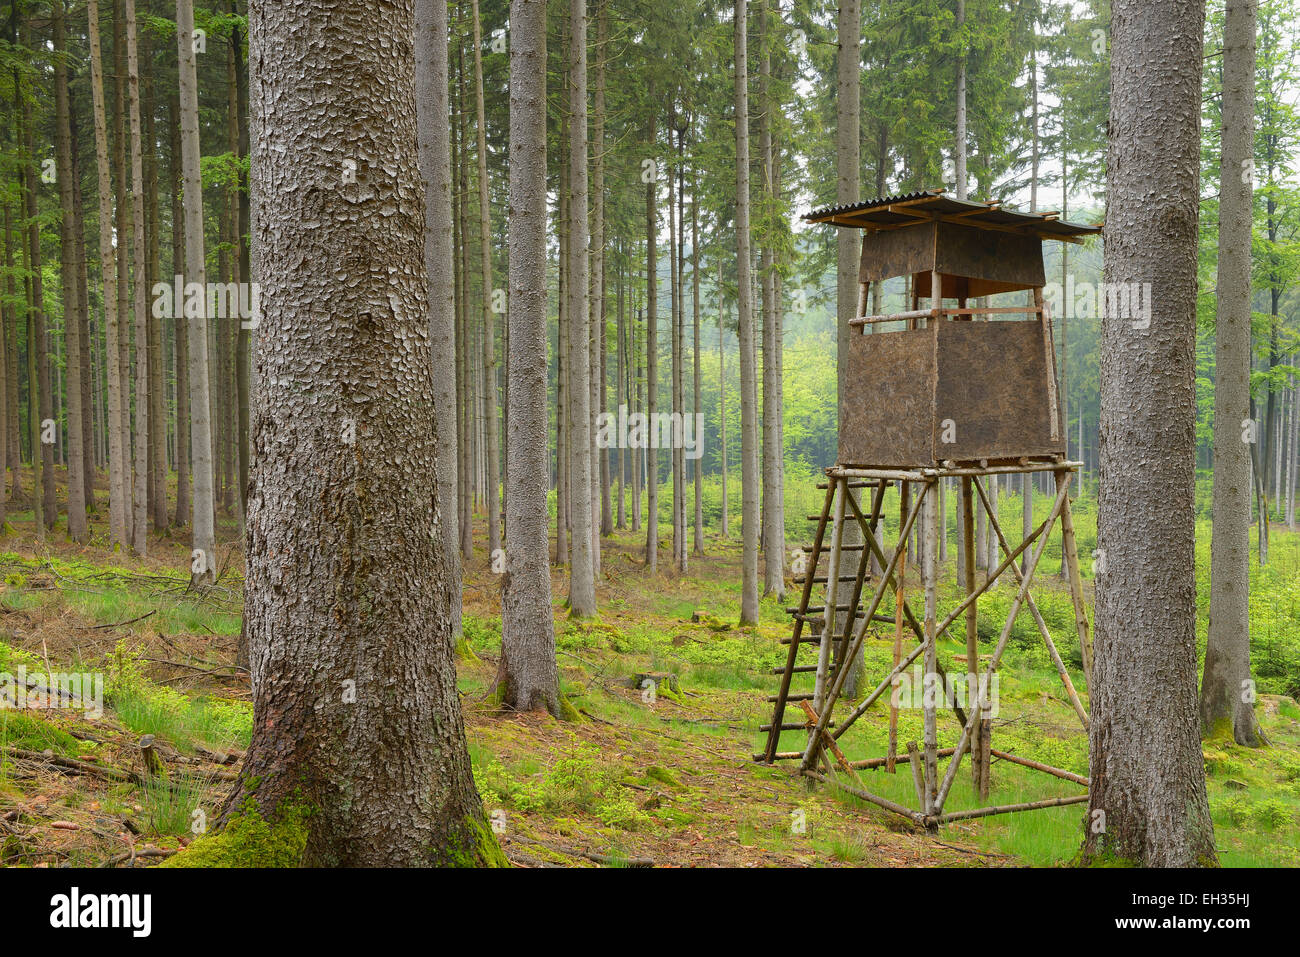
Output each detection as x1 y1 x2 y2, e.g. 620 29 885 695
931 320 1064 462
839 327 936 467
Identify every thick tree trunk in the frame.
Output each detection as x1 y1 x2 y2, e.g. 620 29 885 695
178 0 216 583
1083 0 1216 867
225 0 501 867
498 0 562 717
1201 0 1262 749
735 0 760 625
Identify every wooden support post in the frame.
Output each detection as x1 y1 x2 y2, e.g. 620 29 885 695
922 477 939 821
799 482 930 770
888 481 909 772
1057 472 1094 685
906 741 926 809
974 475 1090 731
814 478 847 727
932 480 1070 815
763 483 836 763
961 476 988 799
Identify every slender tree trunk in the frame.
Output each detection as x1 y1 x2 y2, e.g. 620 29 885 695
759 0 782 599
54 0 88 541
691 167 704 556
591 1 609 559
89 0 128 547
19 39 53 532
498 0 562 717
718 264 728 539
645 106 659 572
178 0 216 583
126 0 150 555
470 0 501 561
1201 0 1262 749
735 0 759 625
1083 0 1216 867
416 0 463 643
169 90 191 529
566 0 596 616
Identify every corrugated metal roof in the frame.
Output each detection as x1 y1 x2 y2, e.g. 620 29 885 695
803 188 1102 240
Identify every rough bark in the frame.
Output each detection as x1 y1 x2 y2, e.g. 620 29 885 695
416 0 462 641
54 0 88 542
126 0 150 555
1201 0 1262 749
498 0 563 717
178 0 216 583
1083 0 1217 867
735 0 760 625
225 0 501 867
566 0 596 617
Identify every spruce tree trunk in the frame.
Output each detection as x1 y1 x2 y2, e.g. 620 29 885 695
89 0 128 547
1083 0 1216 867
416 0 462 642
169 90 191 529
178 0 216 583
226 0 501 867
566 0 596 616
645 107 659 572
498 0 562 716
54 0 88 542
759 0 783 599
126 0 150 555
1201 0 1262 748
470 0 501 561
735 0 760 625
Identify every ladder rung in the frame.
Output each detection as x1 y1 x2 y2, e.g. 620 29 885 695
792 574 863 585
752 752 804 762
770 663 840 675
801 543 865 553
760 720 836 733
768 692 814 703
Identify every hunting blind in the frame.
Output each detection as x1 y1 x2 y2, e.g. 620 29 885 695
757 189 1102 830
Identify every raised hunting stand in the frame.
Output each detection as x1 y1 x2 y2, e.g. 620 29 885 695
757 189 1102 829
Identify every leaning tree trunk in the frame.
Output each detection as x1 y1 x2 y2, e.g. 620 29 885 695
497 0 563 717
735 0 760 625
1083 0 1216 867
178 0 216 584
223 0 502 867
1201 0 1262 749
416 0 463 643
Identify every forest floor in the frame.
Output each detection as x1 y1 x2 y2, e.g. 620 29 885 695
2 469 1299 867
